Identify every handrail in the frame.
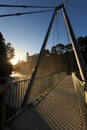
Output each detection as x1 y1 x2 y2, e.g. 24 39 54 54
0 72 65 130
72 72 87 129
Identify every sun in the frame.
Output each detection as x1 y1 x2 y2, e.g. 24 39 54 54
10 56 19 65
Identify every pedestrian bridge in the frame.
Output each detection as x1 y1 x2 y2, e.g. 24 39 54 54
0 3 87 130
0 73 86 130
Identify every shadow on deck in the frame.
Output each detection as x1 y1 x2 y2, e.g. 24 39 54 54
5 76 87 130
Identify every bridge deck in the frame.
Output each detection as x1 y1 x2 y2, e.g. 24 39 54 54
6 75 86 130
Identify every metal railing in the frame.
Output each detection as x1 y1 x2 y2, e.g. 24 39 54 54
0 72 65 129
72 72 87 129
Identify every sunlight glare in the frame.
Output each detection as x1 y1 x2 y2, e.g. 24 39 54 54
10 56 19 65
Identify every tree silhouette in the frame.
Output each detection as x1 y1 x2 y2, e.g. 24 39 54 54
0 32 14 77
55 44 65 54
6 42 15 61
65 43 72 52
77 36 87 66
51 43 65 54
51 46 56 53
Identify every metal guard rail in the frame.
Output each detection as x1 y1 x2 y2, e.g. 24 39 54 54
72 72 87 129
0 72 65 129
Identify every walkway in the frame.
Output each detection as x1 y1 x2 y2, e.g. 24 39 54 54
5 76 86 130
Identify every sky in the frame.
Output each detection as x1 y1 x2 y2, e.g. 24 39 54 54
0 0 87 61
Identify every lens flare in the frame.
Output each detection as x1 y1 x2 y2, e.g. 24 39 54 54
10 56 19 65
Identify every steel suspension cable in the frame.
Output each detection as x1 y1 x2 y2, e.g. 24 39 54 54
0 9 54 18
55 12 60 44
0 4 55 8
51 12 59 46
21 9 58 108
63 11 71 45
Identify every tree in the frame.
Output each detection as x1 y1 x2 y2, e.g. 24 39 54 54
51 46 57 53
0 32 7 76
77 36 87 50
6 42 15 61
0 32 7 61
43 49 50 57
0 32 14 77
51 43 65 54
77 36 87 66
55 44 65 54
65 44 73 52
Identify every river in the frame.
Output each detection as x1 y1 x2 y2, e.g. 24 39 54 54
10 71 30 82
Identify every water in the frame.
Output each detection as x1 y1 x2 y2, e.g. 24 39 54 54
10 71 29 82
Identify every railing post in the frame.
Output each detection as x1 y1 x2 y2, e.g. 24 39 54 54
1 91 7 130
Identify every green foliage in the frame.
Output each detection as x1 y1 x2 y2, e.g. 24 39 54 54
0 32 14 77
51 43 65 54
77 36 87 66
6 42 15 61
77 36 87 50
14 36 87 77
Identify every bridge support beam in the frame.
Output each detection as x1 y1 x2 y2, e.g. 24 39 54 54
61 3 87 88
21 6 61 108
21 3 87 108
